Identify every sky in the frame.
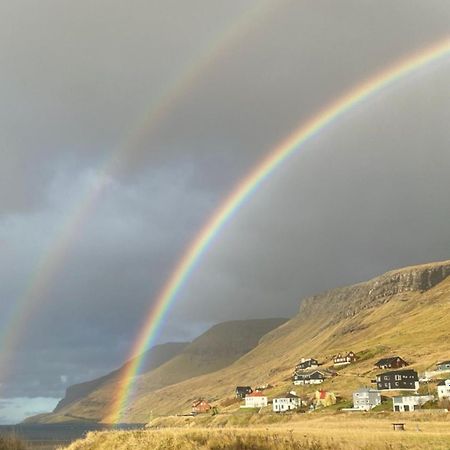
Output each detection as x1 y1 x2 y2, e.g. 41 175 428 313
0 0 450 423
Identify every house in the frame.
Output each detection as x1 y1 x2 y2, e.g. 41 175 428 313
293 370 326 385
333 352 357 366
192 399 212 414
295 358 319 371
392 395 434 412
243 391 268 408
436 361 450 372
272 392 302 412
376 370 419 391
313 390 336 408
235 386 253 399
437 380 450 401
375 356 408 370
352 388 381 411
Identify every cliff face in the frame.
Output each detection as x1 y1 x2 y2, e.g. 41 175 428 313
299 260 450 322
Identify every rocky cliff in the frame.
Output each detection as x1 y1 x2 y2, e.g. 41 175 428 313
299 260 450 322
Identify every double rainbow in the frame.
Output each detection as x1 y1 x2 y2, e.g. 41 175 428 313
106 37 450 422
0 0 277 390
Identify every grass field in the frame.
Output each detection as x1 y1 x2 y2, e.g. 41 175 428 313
60 414 450 450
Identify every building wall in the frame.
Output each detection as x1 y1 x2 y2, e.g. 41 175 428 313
293 378 323 386
273 398 299 412
244 396 268 408
438 380 450 400
392 395 434 412
353 390 381 411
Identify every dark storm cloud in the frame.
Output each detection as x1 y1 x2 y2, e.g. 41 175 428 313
0 0 449 417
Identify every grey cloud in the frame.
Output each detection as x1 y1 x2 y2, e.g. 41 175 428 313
0 0 449 406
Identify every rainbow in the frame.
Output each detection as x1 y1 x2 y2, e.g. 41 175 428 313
0 0 278 390
106 37 450 422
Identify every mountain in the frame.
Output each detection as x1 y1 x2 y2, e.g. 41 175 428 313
121 259 450 421
31 318 287 423
53 342 189 412
26 259 450 423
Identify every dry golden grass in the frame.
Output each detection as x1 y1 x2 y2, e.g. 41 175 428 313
60 415 450 450
0 435 27 450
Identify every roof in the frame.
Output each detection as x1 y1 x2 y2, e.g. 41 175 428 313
192 399 210 407
294 370 325 378
284 392 300 399
437 380 449 386
377 369 418 377
236 386 252 390
354 388 379 394
375 356 406 366
437 360 450 366
247 391 265 397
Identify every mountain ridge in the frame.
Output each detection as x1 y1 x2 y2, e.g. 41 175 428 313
25 259 450 423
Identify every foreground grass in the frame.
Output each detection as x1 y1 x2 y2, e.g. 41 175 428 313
60 415 450 450
0 436 27 450
62 430 341 450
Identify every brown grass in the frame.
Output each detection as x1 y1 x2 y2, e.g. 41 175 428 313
60 414 450 450
0 435 27 450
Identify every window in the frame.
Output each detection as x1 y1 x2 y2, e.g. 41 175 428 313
395 375 402 381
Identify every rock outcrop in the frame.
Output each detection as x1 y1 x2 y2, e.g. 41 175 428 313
299 260 450 322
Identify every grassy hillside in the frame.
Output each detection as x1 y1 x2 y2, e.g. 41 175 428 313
120 259 450 421
53 342 189 413
38 318 286 423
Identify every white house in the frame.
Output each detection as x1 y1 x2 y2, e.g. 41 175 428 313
437 380 450 401
243 391 268 408
273 392 301 412
352 388 381 411
392 395 434 412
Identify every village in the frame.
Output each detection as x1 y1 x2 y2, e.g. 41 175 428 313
189 354 450 417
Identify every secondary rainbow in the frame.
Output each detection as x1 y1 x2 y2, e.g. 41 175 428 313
0 1 278 389
107 37 450 422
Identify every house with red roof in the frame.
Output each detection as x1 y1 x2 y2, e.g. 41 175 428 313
243 390 268 408
192 399 212 414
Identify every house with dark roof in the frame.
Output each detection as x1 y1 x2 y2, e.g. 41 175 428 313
376 369 419 391
374 356 408 370
273 392 302 412
293 370 326 385
235 386 253 399
436 360 450 372
295 358 319 371
333 352 357 366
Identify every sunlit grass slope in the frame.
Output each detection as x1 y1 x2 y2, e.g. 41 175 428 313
45 318 287 422
122 259 450 422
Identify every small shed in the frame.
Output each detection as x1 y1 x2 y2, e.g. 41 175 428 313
192 399 212 414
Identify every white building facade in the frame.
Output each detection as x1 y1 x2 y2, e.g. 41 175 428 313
243 393 268 408
273 393 301 412
392 395 434 412
352 388 381 411
437 380 450 401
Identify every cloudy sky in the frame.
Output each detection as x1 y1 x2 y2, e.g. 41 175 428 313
0 0 449 423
